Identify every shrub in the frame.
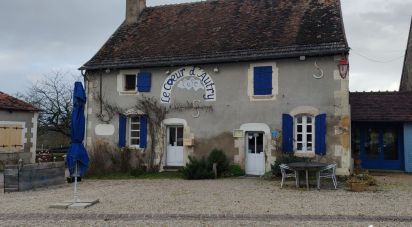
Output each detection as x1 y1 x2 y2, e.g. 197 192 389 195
207 149 229 177
182 156 214 180
271 155 310 177
86 141 145 177
225 164 245 177
130 168 145 177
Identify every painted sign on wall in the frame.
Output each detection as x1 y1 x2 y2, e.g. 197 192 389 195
160 66 216 104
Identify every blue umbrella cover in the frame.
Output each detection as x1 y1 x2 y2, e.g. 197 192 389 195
67 82 89 177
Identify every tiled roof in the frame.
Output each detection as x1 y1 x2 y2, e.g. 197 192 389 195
82 0 349 70
350 92 412 122
400 17 412 91
0 92 39 112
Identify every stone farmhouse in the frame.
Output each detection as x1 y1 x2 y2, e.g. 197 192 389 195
80 0 351 175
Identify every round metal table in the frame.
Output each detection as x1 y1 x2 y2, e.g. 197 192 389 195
288 162 328 190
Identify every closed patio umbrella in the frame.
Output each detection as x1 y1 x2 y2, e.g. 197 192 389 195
66 81 89 203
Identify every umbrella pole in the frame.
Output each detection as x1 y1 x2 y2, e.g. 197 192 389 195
73 162 79 203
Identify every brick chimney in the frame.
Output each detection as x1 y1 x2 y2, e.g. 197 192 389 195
126 0 146 24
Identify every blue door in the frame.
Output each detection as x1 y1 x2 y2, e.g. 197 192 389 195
353 123 403 170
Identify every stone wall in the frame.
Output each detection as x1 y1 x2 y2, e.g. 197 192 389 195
85 55 351 175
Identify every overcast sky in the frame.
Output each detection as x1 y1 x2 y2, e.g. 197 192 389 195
0 0 411 95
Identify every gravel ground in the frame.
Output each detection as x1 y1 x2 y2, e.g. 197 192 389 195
0 174 411 226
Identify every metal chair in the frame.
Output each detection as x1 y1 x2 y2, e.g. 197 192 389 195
279 164 298 188
317 164 337 189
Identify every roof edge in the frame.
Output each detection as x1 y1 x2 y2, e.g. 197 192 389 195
80 45 349 70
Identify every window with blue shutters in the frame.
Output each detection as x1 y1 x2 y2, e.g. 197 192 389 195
137 72 152 92
125 115 148 149
253 66 272 95
283 112 327 154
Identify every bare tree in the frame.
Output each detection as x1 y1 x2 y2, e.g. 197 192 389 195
18 71 78 137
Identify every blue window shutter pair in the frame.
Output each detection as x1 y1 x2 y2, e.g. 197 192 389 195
118 114 127 148
137 72 151 92
315 114 327 156
118 114 148 149
282 113 327 155
253 66 272 95
139 115 148 148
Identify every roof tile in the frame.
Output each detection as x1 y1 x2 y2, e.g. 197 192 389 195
82 0 348 70
0 92 39 112
350 92 412 122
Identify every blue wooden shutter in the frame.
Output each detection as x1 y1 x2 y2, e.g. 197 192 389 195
137 72 152 92
118 114 127 148
315 113 327 156
282 114 294 153
253 66 272 95
140 115 148 148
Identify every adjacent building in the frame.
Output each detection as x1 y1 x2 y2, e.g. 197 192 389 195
81 0 351 175
0 92 39 167
350 18 412 173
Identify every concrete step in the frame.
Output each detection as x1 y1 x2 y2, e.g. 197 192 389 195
163 166 182 172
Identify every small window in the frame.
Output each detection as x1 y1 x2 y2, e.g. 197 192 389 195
294 115 314 152
129 116 140 147
125 75 136 91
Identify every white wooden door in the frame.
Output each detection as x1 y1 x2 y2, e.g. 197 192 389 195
166 126 184 166
245 132 265 175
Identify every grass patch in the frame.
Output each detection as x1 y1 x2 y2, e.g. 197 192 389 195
87 171 183 180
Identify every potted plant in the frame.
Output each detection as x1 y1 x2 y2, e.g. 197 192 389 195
347 171 377 192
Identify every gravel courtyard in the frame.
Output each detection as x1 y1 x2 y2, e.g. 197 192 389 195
1 174 412 226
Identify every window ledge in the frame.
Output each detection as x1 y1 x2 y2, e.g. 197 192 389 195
253 94 273 98
119 91 138 96
126 146 142 150
294 151 316 158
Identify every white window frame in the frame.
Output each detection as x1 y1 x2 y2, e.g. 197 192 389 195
247 62 279 101
128 116 141 148
294 114 315 153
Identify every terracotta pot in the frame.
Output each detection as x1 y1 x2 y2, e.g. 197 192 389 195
348 182 367 192
354 159 362 166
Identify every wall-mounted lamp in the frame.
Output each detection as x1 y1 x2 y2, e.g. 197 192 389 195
338 57 349 79
165 70 170 75
105 68 111 73
80 69 87 76
213 67 219 73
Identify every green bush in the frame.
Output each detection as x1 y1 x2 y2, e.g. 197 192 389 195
225 164 245 177
271 155 310 177
181 156 214 180
207 149 229 177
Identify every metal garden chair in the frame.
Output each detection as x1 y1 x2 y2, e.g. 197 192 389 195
317 164 337 189
279 164 298 188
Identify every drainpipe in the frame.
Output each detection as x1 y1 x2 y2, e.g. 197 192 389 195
81 69 89 148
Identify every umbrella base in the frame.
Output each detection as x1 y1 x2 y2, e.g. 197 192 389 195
49 199 99 209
